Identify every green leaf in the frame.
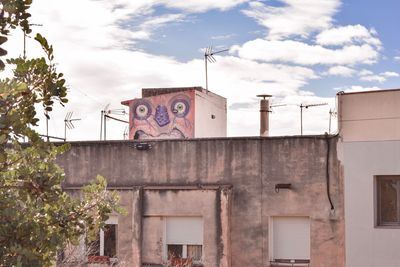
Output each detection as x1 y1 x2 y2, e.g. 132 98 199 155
0 36 8 45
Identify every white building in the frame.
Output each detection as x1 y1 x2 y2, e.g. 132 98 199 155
338 89 400 267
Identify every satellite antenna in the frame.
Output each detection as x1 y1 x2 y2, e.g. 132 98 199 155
64 111 81 141
299 102 328 135
204 46 229 92
329 109 337 134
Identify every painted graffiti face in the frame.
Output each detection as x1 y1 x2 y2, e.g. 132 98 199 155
129 92 194 140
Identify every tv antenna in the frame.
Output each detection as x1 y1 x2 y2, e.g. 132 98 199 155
100 104 128 140
269 103 287 112
123 126 129 140
204 46 228 92
299 102 328 135
328 109 337 134
64 111 81 141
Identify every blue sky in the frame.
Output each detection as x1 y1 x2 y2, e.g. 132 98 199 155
5 0 400 140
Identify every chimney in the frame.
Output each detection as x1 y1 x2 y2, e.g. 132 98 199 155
257 94 272 137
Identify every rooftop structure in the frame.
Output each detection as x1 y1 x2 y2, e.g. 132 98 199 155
121 87 227 140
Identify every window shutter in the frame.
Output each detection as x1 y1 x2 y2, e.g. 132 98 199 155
166 217 203 245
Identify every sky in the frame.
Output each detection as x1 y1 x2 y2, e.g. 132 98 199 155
4 0 400 140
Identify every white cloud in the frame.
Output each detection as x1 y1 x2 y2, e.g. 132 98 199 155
242 0 340 40
232 39 379 65
161 0 249 12
316 24 382 48
381 71 399 78
325 66 355 77
211 34 236 40
130 13 186 41
358 69 373 76
395 56 400 62
359 75 386 83
356 70 399 83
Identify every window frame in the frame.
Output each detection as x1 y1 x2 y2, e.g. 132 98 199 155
87 215 118 259
167 244 203 260
376 175 400 227
269 216 311 262
163 217 203 264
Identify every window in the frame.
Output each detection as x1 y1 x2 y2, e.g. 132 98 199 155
377 175 400 226
270 217 310 262
167 244 202 261
165 217 203 263
103 224 117 257
88 216 118 258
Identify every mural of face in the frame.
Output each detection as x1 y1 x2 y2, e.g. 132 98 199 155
129 92 195 140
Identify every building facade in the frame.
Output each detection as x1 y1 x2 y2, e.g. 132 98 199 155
338 89 400 267
58 136 344 267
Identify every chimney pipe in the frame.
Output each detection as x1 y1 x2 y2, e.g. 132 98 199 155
257 94 272 137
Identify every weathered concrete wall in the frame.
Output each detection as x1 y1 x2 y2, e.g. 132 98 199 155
142 190 219 266
58 136 344 267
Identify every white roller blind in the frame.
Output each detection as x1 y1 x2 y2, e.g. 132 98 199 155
166 217 203 245
272 216 310 260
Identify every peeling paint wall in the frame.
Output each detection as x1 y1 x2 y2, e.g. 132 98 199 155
58 136 344 267
142 190 218 266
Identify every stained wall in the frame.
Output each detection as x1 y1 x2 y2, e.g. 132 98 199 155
58 136 344 267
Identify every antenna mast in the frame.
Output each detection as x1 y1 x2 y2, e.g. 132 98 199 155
204 46 228 92
100 105 128 140
300 102 328 135
329 109 337 134
64 111 81 141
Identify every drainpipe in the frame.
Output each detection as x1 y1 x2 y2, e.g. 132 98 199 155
257 94 272 137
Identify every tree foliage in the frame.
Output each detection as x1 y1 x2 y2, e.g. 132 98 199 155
0 1 121 266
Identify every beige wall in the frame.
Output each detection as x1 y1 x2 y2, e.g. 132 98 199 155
194 90 227 138
338 89 400 266
58 137 344 267
338 89 400 142
142 190 218 266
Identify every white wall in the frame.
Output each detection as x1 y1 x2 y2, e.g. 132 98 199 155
342 141 400 267
338 90 400 142
194 90 227 138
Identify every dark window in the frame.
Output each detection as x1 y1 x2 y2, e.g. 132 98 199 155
104 224 117 257
86 224 117 257
168 245 183 259
377 176 400 226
